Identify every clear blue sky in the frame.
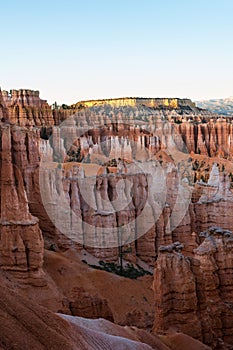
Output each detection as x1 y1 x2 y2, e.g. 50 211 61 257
1 0 233 104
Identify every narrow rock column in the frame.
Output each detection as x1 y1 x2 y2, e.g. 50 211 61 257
0 125 44 284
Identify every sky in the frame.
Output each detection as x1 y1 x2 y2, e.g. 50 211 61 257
1 0 233 104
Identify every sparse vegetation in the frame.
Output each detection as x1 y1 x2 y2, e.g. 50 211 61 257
86 260 152 279
61 104 72 109
48 244 57 252
82 154 91 163
66 148 83 162
200 175 206 183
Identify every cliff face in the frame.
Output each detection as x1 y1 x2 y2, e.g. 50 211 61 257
153 230 233 350
2 90 233 161
194 228 233 347
2 89 55 126
72 97 197 109
153 243 205 341
0 89 8 119
178 119 233 158
47 103 233 160
0 124 44 284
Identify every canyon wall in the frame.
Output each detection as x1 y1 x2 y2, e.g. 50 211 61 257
0 91 233 348
2 89 233 161
2 89 55 126
1 89 71 126
0 125 44 285
0 89 8 119
71 97 197 109
153 229 233 349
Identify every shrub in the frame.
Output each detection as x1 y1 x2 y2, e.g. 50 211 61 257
89 261 152 279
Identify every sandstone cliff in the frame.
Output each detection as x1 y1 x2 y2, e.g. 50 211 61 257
0 89 8 120
153 233 233 350
2 89 54 126
71 97 197 109
0 124 44 284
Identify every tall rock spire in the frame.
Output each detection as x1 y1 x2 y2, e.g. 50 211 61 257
0 125 44 284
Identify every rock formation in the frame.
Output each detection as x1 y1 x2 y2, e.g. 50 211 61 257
0 273 212 350
69 287 114 321
0 89 8 120
72 97 197 109
153 231 233 350
2 89 55 126
1 91 233 349
0 124 44 284
194 227 233 347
